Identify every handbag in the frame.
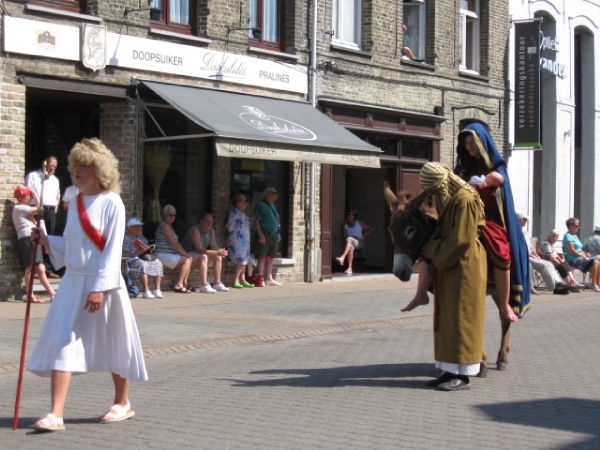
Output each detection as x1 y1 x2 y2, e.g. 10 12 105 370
141 253 158 262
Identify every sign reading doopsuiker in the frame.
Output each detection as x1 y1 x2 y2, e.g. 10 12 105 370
513 20 541 150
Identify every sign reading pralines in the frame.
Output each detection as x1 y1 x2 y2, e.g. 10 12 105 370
3 16 307 94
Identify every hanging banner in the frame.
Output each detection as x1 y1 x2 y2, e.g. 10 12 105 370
513 20 541 150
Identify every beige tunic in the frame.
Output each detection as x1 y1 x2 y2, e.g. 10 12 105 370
423 188 487 364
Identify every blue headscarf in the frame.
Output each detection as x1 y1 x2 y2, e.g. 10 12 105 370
455 123 531 318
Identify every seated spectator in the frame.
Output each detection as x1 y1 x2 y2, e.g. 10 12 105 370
401 24 425 63
122 217 164 299
335 208 374 275
518 213 570 294
540 229 583 289
182 213 229 294
563 217 600 292
154 205 194 293
583 225 600 258
12 186 56 303
225 194 254 289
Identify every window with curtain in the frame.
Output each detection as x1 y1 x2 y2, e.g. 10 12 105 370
332 0 362 49
249 0 282 50
459 0 480 73
230 159 290 257
31 0 84 13
402 0 426 61
152 0 195 34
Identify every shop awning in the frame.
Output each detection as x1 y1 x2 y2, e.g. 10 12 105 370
140 80 381 168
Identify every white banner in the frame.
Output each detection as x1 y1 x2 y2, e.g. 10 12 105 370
106 34 307 94
3 16 308 94
216 139 381 168
3 16 80 61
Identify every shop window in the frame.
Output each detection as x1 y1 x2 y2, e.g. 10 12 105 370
459 0 480 73
401 140 430 160
402 0 426 61
230 159 289 257
249 0 283 51
29 0 85 13
152 0 196 34
332 0 362 50
143 108 211 239
367 136 398 157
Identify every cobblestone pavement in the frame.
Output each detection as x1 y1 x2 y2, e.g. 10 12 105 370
0 276 598 449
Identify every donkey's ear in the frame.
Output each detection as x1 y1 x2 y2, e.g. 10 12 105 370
383 182 399 211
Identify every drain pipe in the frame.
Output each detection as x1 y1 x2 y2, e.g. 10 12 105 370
306 0 318 282
133 78 140 217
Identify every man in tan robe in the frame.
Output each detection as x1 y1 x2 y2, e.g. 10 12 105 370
419 162 487 391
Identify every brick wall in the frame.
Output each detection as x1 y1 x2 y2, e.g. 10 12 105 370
98 101 138 215
0 83 27 300
316 0 510 164
0 0 513 292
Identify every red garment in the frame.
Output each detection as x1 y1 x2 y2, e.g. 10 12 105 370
76 193 106 251
462 167 511 271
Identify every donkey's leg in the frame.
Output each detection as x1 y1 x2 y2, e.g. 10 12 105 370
479 349 488 378
492 291 511 370
497 317 511 370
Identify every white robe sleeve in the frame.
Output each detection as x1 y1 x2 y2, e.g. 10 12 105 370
89 194 125 293
47 236 66 270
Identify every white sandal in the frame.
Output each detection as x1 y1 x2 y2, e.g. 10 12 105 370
30 413 65 431
99 402 135 423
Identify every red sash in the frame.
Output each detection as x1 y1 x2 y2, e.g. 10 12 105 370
77 193 106 251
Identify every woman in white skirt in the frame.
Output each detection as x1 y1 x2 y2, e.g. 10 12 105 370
28 138 148 432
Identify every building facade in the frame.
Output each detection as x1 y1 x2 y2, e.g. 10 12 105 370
315 0 511 278
0 0 511 298
508 0 600 240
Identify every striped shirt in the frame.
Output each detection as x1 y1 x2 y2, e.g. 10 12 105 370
154 221 179 254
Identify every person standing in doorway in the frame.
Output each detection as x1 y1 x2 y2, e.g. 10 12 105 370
26 156 61 278
253 187 282 287
61 184 80 211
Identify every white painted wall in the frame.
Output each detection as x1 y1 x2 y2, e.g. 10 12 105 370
508 0 600 239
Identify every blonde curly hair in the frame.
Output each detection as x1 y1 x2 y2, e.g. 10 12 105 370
68 138 121 194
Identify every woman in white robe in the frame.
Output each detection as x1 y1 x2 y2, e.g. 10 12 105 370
27 138 147 432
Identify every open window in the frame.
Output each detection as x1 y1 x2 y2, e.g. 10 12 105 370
29 0 85 13
332 0 362 50
402 0 426 61
151 0 196 35
459 0 480 73
249 0 283 51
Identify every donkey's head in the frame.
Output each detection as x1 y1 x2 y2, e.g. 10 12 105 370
384 182 438 281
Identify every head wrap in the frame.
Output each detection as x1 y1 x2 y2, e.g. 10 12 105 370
454 123 531 317
420 162 483 215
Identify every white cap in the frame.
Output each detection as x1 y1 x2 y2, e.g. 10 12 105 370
517 212 529 221
127 218 144 227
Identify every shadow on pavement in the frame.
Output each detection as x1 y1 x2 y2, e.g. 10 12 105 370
0 415 99 430
477 398 599 450
226 363 437 389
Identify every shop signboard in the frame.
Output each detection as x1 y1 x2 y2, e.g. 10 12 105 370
216 139 381 168
513 20 541 150
105 33 307 94
3 16 79 61
3 16 307 95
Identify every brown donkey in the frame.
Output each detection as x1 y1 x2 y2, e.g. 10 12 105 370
383 183 512 373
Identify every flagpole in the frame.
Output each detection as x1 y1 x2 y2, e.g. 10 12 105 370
13 161 46 430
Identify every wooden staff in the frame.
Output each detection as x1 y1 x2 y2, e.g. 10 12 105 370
13 161 46 430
